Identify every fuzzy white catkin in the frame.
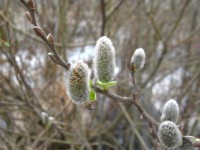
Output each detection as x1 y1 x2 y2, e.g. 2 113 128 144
48 116 54 123
175 137 195 150
131 48 146 69
94 36 115 82
41 112 48 124
66 61 91 104
158 121 182 149
161 99 179 123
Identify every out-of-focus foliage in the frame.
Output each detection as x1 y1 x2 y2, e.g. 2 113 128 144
0 0 200 149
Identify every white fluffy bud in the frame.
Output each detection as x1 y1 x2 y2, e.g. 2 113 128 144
48 116 54 123
131 48 145 69
41 112 49 124
161 99 179 123
158 121 182 149
93 36 115 82
66 61 91 104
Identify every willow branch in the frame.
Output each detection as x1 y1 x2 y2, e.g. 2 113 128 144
93 86 159 127
19 0 70 70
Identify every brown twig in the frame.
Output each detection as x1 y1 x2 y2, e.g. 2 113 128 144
100 0 106 36
106 0 124 19
0 11 95 48
142 0 190 88
19 0 70 70
130 66 159 129
165 0 190 42
119 103 149 150
92 85 159 127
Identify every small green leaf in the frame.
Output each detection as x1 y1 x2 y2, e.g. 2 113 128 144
104 81 117 87
89 89 96 101
4 42 10 47
97 80 107 90
97 80 117 90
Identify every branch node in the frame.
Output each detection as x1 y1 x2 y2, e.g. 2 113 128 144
33 26 46 39
25 12 32 23
27 0 35 9
48 52 59 64
47 33 55 45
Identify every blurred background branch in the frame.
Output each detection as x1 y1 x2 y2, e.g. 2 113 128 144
0 0 200 150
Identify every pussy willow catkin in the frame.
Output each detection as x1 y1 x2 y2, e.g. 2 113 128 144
94 36 115 82
131 48 146 69
66 61 90 104
158 121 182 149
161 99 179 123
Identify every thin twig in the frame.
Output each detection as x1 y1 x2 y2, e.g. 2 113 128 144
19 0 70 70
93 85 159 127
119 103 149 150
142 0 190 88
100 0 106 36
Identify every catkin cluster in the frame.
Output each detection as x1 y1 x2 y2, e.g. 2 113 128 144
158 99 196 149
66 61 90 104
66 36 116 104
158 99 182 148
93 36 115 82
